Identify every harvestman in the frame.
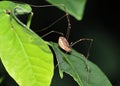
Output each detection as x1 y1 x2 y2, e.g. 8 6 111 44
32 5 93 55
30 4 93 85
31 4 93 73
31 4 93 70
12 1 93 56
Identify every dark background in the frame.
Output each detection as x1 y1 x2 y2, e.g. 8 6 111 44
0 0 120 86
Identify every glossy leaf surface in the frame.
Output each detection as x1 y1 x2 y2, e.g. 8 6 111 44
47 0 87 20
0 1 54 86
51 42 112 86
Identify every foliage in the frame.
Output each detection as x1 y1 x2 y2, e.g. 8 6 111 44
0 1 53 86
47 0 87 20
51 42 112 86
0 1 112 86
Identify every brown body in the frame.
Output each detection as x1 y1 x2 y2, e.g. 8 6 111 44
58 36 71 52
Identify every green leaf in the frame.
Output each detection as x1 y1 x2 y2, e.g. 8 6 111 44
47 0 87 20
0 76 3 84
50 42 112 86
0 1 54 86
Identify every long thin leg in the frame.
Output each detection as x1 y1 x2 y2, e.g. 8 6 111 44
65 13 71 40
30 4 65 8
70 38 93 58
41 30 63 38
30 4 71 36
70 38 93 72
70 38 93 86
27 12 33 28
36 14 67 32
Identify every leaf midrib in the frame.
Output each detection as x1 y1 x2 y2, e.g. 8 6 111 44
56 44 83 86
11 18 37 85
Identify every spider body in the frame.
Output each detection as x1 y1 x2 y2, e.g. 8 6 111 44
58 36 71 52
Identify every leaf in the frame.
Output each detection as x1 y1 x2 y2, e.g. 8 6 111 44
0 76 3 84
50 42 112 86
0 1 54 86
46 0 87 20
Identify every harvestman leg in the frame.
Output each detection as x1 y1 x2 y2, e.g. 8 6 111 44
30 4 71 35
41 30 63 38
70 38 93 71
70 38 93 59
70 38 93 85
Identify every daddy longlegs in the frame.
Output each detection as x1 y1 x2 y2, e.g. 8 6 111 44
30 3 93 68
30 4 93 84
31 4 93 53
